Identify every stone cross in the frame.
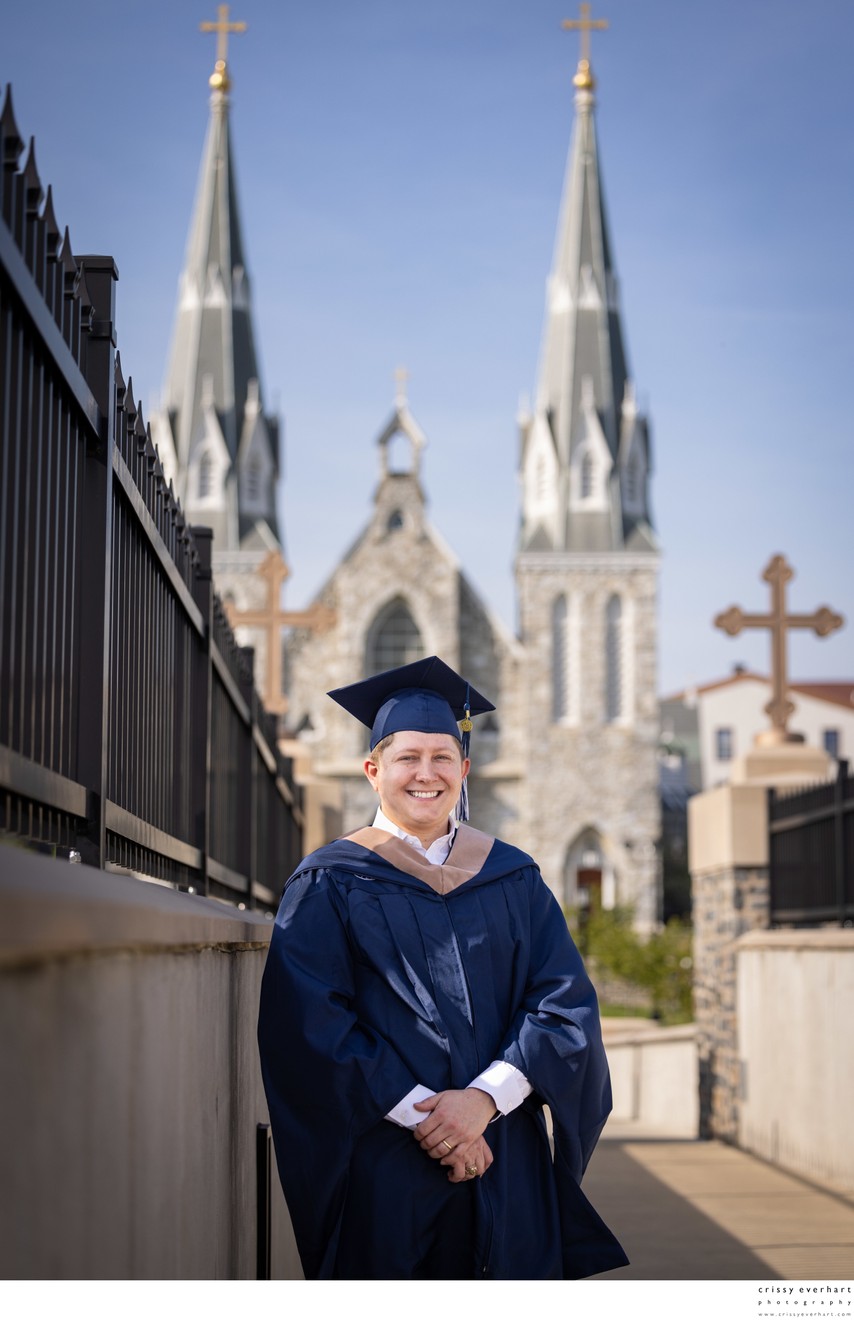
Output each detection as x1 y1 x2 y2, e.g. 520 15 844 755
223 550 334 717
714 553 844 742
562 3 609 65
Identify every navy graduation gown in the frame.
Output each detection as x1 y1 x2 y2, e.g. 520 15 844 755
257 824 628 1280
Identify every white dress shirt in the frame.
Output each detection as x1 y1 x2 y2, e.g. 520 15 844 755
373 805 533 1128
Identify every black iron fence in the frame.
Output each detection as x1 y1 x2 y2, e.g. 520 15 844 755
0 85 302 909
768 759 854 927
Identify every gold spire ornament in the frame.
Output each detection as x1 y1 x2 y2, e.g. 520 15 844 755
200 4 247 92
394 365 410 407
561 2 609 90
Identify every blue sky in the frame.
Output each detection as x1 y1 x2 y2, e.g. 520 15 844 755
4 0 853 697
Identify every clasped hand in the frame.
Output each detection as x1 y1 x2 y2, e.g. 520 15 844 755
413 1087 496 1183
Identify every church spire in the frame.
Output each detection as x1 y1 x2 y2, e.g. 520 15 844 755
518 7 655 555
151 7 281 554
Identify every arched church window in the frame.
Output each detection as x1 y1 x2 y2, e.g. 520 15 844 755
580 450 595 499
605 595 623 721
365 597 424 676
552 595 569 720
387 509 404 533
198 451 213 499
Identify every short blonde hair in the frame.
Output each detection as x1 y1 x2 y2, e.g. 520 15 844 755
368 733 397 766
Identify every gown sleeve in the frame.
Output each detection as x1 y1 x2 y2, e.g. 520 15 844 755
257 867 421 1277
497 868 613 1184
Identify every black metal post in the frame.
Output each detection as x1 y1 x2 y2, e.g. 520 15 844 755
190 526 214 896
834 760 848 927
74 255 117 868
256 1122 272 1280
241 645 257 906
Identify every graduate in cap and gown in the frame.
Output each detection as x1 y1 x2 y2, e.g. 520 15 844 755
257 657 628 1280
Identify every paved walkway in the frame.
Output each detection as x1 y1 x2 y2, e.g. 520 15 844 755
583 1122 854 1280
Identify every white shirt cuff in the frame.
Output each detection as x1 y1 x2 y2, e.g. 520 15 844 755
385 1083 435 1129
468 1060 533 1116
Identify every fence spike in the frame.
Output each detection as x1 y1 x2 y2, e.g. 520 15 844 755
42 184 60 259
124 374 137 421
114 349 126 401
22 136 43 215
1 85 24 169
134 401 147 442
74 265 94 331
58 225 77 295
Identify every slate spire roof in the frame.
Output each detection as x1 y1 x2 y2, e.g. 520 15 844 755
153 55 280 553
519 50 656 554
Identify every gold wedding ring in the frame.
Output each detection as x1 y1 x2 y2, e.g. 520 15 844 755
441 1139 454 1152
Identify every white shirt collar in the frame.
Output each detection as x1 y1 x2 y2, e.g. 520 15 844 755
372 805 458 866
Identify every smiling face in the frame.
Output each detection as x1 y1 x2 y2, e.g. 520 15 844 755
363 730 470 848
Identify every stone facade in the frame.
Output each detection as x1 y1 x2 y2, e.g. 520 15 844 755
283 406 661 927
515 552 661 925
691 860 770 1141
285 436 524 848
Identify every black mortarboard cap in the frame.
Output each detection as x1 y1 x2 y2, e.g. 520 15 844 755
327 655 495 751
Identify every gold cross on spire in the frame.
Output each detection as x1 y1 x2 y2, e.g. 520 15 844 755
714 554 844 745
562 3 609 90
200 5 247 92
394 365 410 406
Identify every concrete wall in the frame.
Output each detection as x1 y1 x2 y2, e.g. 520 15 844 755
0 845 302 1280
605 1024 699 1136
737 930 854 1196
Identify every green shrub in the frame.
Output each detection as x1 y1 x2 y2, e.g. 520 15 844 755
565 905 694 1025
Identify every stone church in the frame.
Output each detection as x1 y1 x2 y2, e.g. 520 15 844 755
154 32 661 928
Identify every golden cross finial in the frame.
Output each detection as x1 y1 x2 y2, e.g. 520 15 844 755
715 554 844 745
562 3 609 90
200 5 247 92
394 365 410 406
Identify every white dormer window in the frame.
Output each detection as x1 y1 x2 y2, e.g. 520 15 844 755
625 452 637 503
570 381 612 512
245 455 262 504
572 439 609 510
621 442 646 515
